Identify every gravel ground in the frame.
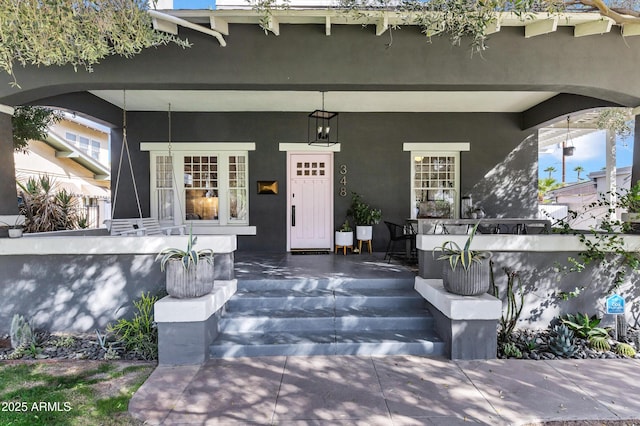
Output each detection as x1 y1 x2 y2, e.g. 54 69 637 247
498 328 640 360
0 331 153 362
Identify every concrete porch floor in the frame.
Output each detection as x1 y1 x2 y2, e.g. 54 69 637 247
233 251 417 281
130 355 640 425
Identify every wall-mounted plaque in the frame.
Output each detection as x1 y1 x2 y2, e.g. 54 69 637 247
257 180 278 194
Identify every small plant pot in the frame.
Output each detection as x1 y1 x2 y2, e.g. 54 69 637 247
165 259 215 298
442 258 491 296
7 228 23 238
356 225 373 241
335 231 353 247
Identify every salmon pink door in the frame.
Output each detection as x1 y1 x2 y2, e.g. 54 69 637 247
287 153 333 251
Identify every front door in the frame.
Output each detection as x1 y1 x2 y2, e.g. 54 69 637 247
288 153 333 251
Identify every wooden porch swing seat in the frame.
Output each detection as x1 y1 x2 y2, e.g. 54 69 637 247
105 218 186 236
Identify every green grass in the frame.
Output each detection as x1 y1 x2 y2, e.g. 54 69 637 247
0 362 154 425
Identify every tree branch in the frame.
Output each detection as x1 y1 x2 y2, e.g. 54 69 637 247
577 0 640 24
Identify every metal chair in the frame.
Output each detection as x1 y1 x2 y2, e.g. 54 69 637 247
383 221 416 263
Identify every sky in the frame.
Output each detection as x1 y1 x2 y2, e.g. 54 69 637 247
538 130 634 183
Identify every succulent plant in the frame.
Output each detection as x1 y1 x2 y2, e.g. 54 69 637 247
502 342 522 359
589 336 611 352
615 342 637 358
548 324 578 358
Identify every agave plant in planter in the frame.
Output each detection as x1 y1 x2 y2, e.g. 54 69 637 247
0 216 24 238
433 222 491 296
156 230 215 298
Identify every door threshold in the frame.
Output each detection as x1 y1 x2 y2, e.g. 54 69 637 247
291 249 331 255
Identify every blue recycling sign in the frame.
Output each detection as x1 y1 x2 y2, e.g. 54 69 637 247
606 294 625 315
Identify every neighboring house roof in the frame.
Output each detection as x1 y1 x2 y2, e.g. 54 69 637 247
547 180 596 198
587 165 632 181
44 131 110 181
547 166 632 198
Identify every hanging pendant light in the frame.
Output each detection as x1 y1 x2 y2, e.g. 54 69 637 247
563 116 575 157
308 92 338 146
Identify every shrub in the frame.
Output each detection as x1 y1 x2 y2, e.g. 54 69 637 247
108 292 158 360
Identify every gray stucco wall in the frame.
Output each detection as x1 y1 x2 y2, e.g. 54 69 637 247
0 23 635 252
115 111 536 251
419 249 640 330
2 25 640 110
0 252 234 335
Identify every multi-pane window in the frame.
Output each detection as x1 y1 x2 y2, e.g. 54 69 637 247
155 156 175 222
412 154 459 219
90 140 101 160
228 155 247 222
65 132 77 145
184 155 219 221
151 151 249 226
79 136 90 154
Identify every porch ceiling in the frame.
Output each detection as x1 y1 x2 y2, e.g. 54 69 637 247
89 90 558 113
538 110 607 150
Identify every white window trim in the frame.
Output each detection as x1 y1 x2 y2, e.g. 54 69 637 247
403 142 470 152
141 142 256 152
279 143 341 152
146 142 256 235
408 143 468 219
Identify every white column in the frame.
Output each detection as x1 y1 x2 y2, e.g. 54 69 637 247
605 129 617 218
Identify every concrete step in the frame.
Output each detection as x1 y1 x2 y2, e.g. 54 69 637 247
227 288 425 311
210 276 444 358
238 277 416 291
210 329 445 357
219 306 435 332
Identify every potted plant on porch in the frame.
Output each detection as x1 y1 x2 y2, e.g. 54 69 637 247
335 219 354 255
433 222 491 296
156 229 215 298
348 192 382 249
0 216 24 238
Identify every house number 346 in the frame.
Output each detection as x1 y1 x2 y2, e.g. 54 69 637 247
339 164 347 197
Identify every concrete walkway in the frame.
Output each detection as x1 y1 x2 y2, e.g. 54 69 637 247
129 356 640 425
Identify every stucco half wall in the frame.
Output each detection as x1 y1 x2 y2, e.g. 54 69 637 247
0 235 236 334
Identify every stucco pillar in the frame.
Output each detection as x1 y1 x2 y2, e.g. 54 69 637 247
0 105 18 216
633 115 640 187
605 129 617 215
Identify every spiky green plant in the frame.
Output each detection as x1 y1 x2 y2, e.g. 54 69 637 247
17 175 82 233
502 342 522 359
562 313 609 340
615 342 637 357
108 292 158 360
434 222 490 271
548 324 578 358
155 227 214 271
10 314 34 349
589 336 611 352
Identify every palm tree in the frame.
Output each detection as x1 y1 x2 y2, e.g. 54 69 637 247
574 166 585 181
538 177 562 202
543 166 557 180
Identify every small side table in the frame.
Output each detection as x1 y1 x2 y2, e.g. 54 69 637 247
335 244 353 255
358 239 372 254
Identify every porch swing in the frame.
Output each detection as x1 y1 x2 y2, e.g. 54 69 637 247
105 92 186 236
